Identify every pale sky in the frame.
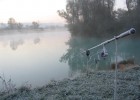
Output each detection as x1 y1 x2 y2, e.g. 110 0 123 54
0 0 66 23
115 0 127 10
0 0 126 23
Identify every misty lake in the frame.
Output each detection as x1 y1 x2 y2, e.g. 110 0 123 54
0 29 70 88
0 29 139 88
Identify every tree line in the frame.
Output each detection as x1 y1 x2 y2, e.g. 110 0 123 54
1 18 40 30
58 0 140 37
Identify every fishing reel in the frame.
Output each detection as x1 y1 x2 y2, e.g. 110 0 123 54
100 45 108 58
94 46 108 63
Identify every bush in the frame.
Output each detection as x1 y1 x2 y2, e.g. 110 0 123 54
111 58 135 70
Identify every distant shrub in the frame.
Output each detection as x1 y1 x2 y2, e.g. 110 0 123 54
0 75 16 93
18 86 31 93
111 58 135 70
18 82 32 93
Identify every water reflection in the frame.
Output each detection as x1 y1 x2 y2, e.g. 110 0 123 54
33 38 40 44
0 34 41 50
60 36 104 71
61 36 140 72
0 30 70 87
10 39 24 50
9 37 41 50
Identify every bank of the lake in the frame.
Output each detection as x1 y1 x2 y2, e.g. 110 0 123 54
1 65 140 100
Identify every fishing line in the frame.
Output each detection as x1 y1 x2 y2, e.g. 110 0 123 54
114 37 118 100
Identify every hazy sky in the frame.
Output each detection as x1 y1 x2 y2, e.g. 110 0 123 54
115 0 127 10
0 0 126 23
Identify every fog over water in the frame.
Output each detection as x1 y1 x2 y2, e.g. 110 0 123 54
0 30 70 87
0 29 139 89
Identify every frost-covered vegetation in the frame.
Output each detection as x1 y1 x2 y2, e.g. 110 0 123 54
0 65 140 100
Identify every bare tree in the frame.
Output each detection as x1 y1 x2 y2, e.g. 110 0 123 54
8 18 17 29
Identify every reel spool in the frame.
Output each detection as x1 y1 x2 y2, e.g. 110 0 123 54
100 45 108 58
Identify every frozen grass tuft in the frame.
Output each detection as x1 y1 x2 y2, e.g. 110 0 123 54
0 75 16 94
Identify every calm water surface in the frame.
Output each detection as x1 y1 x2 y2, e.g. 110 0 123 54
0 30 70 87
0 30 139 88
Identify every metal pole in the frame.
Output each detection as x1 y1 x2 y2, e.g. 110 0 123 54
114 37 118 100
82 28 135 99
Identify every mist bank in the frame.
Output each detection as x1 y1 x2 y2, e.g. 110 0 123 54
0 24 67 35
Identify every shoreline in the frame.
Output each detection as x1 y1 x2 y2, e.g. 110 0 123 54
1 65 140 100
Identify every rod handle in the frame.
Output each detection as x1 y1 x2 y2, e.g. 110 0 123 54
117 28 136 39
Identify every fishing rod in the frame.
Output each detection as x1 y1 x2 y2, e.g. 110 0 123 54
82 28 136 56
81 28 136 100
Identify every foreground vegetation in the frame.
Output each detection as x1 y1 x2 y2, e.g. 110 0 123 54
0 65 140 100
